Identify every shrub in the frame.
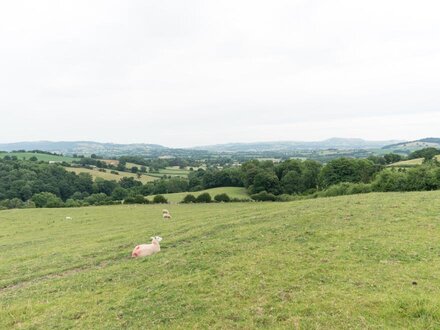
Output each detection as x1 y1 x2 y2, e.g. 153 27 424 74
251 191 277 201
32 192 64 208
196 192 212 203
65 199 82 207
214 193 231 202
181 194 197 203
346 183 372 195
153 195 168 204
111 187 128 201
85 193 112 206
124 195 148 204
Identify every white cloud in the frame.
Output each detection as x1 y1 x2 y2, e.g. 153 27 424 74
0 0 439 147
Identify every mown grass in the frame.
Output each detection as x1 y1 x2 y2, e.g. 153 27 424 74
68 167 157 184
2 191 440 328
152 187 251 203
0 152 75 163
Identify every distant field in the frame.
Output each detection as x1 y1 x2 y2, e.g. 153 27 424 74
152 186 250 203
125 164 191 178
389 155 440 167
2 191 440 328
68 167 157 184
0 152 75 163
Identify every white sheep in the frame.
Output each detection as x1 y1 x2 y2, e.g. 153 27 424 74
163 213 172 219
65 216 72 220
162 209 170 214
131 236 163 258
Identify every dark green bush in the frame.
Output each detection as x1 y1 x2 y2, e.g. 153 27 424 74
181 194 196 203
195 192 212 203
214 193 230 202
251 191 277 201
153 195 168 204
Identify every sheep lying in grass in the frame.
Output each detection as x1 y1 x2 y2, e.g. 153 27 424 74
162 209 169 214
132 236 163 258
163 213 172 219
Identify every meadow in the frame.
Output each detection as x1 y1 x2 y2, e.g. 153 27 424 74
389 155 440 167
68 167 157 184
2 191 440 328
152 187 251 203
0 152 75 163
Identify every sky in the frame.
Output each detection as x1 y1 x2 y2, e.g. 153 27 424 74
0 0 439 147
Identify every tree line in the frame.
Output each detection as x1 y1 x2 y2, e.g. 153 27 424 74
2 148 440 209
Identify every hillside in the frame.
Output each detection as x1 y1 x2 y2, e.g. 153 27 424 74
152 187 250 203
68 167 157 184
388 155 440 167
0 151 75 163
0 141 204 158
195 138 402 152
0 139 404 158
2 191 440 328
383 138 440 152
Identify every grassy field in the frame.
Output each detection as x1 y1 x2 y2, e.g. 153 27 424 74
2 191 440 328
389 155 440 167
124 163 191 178
0 152 75 163
146 168 191 178
68 167 157 184
152 187 251 203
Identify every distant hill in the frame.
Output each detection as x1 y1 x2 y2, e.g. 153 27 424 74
194 138 402 152
383 138 440 152
0 138 405 157
0 141 185 157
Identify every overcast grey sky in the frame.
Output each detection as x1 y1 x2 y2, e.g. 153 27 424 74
1 0 439 147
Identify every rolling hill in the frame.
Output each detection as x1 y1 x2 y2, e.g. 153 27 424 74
383 138 440 152
2 191 440 328
151 187 250 203
194 138 403 152
0 138 404 158
68 167 157 184
0 151 75 163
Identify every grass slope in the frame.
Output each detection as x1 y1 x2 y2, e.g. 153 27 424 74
0 152 75 163
389 155 440 167
68 167 157 184
152 187 250 203
2 192 440 328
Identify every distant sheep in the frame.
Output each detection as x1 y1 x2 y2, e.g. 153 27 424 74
65 216 72 220
163 213 172 219
162 209 169 214
132 236 163 258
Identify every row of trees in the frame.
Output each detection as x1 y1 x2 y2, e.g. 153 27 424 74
2 149 440 209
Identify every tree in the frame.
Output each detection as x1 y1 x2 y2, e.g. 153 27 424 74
196 192 212 203
408 148 440 161
251 191 277 201
119 177 142 189
214 193 230 202
383 153 402 164
281 171 303 194
181 194 196 203
153 195 168 204
112 187 128 201
251 171 281 194
32 192 63 208
319 158 376 188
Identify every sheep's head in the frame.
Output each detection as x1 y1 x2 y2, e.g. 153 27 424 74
151 236 163 242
